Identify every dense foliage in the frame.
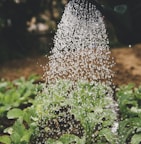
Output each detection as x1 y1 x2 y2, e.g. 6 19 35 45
0 76 141 143
117 84 141 144
32 80 117 143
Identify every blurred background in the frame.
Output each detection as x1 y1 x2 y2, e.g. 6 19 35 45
0 0 67 63
0 0 141 63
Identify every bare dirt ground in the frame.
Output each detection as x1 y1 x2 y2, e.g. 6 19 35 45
0 44 141 86
112 44 141 86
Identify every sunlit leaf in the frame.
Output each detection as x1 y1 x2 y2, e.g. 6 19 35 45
0 135 11 144
7 108 23 119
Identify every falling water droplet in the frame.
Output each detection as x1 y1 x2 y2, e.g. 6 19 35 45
34 0 119 143
129 44 132 48
45 0 114 85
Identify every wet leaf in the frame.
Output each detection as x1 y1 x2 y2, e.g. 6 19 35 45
131 134 141 144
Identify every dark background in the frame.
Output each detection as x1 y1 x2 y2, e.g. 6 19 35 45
0 0 141 63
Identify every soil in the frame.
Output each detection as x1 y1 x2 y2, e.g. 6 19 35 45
0 44 141 87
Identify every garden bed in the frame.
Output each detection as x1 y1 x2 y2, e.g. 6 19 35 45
0 76 141 143
0 44 141 143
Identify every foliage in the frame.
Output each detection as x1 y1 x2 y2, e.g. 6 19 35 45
32 80 118 143
0 75 41 144
117 84 141 144
0 77 141 144
0 75 40 117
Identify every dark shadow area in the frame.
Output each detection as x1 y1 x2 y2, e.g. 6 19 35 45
0 0 66 63
0 0 141 63
88 0 141 45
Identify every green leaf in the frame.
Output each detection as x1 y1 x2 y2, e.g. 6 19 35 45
99 128 117 143
0 105 12 116
131 134 141 144
0 135 11 144
11 130 21 143
28 74 40 81
10 119 25 143
60 134 85 144
7 108 23 119
23 108 36 124
118 118 140 143
20 129 33 142
0 81 8 92
48 134 85 144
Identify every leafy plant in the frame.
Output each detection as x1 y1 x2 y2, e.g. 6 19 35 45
1 76 141 144
0 106 38 144
0 75 40 117
0 75 41 144
32 80 118 143
117 84 141 144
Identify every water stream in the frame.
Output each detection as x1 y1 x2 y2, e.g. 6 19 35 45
35 0 119 143
44 0 115 86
